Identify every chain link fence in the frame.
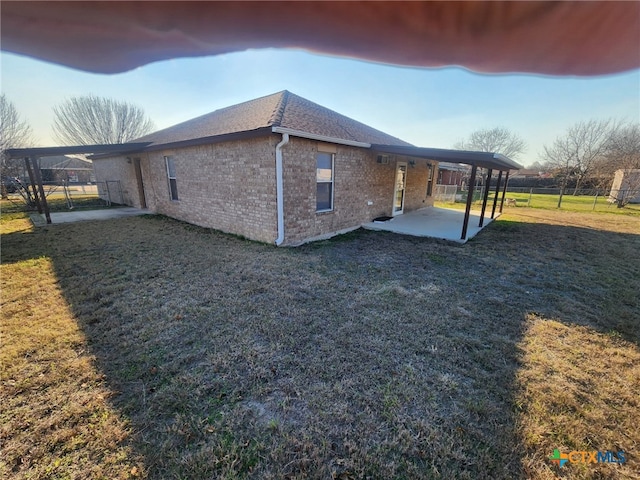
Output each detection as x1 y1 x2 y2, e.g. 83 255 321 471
2 180 123 212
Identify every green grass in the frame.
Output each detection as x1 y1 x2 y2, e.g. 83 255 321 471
2 194 116 214
2 203 639 479
436 192 640 215
506 192 640 213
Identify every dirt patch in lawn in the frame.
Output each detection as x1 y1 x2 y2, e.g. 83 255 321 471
1 207 639 479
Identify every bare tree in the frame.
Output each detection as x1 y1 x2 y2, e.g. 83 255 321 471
526 160 546 171
601 123 640 206
606 123 640 169
542 119 618 206
454 126 527 160
52 95 155 145
0 94 34 197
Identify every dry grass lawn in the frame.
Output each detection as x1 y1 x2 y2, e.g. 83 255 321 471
1 205 639 479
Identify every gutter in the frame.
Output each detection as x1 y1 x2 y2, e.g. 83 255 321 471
274 133 289 246
272 127 372 246
272 127 370 246
272 126 371 148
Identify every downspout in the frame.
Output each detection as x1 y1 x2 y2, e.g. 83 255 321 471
275 133 289 246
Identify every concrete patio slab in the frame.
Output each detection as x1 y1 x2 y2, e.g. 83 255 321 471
362 206 499 243
30 207 148 225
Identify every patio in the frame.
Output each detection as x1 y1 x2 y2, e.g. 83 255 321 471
29 207 148 226
362 206 499 243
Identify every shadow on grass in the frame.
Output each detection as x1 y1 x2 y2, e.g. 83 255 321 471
2 213 639 478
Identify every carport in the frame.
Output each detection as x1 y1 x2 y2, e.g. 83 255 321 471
6 144 150 224
371 145 522 241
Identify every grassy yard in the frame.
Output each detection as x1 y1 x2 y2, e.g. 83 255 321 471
1 204 639 479
2 193 112 213
436 192 640 215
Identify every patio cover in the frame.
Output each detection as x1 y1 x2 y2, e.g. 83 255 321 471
372 144 523 241
371 144 522 171
6 143 151 224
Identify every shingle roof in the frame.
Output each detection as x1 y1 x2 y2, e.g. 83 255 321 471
132 90 412 148
38 155 93 170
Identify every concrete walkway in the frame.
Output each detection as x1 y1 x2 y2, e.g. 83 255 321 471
30 207 148 225
362 206 499 243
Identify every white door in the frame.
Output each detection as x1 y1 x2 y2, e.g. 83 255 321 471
393 162 407 215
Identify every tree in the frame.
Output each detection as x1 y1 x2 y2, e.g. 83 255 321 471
599 123 640 207
605 123 640 169
527 160 546 171
454 126 527 160
52 95 155 145
541 119 618 207
0 94 34 197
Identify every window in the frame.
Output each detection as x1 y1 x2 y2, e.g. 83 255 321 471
316 152 334 211
165 156 178 200
426 163 434 197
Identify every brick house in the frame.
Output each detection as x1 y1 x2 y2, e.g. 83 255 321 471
92 91 517 245
437 162 469 187
39 155 95 184
7 155 95 185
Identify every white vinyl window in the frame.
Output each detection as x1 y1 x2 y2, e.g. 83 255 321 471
165 156 178 201
316 152 334 212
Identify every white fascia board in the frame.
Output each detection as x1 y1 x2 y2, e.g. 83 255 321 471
272 127 371 149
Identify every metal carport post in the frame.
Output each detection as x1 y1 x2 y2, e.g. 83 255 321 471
8 143 152 224
461 164 478 241
478 168 493 228
490 170 504 218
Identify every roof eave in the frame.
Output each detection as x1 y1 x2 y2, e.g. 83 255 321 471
272 126 371 148
371 144 522 171
6 143 152 158
493 153 523 170
90 127 274 159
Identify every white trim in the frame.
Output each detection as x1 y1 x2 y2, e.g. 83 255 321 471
164 155 178 201
392 161 407 216
316 152 334 213
275 133 289 246
272 126 371 148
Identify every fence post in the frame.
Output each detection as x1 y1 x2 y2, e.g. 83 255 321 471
528 187 533 207
592 192 598 211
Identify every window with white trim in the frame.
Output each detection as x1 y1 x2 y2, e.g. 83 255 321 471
165 156 178 201
316 152 334 212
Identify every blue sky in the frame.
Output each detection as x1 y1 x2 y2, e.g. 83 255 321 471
1 48 638 167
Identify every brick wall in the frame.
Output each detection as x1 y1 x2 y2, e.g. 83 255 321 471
92 156 139 206
438 169 465 187
281 137 438 245
93 137 278 244
140 137 279 243
403 160 434 212
93 135 438 246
